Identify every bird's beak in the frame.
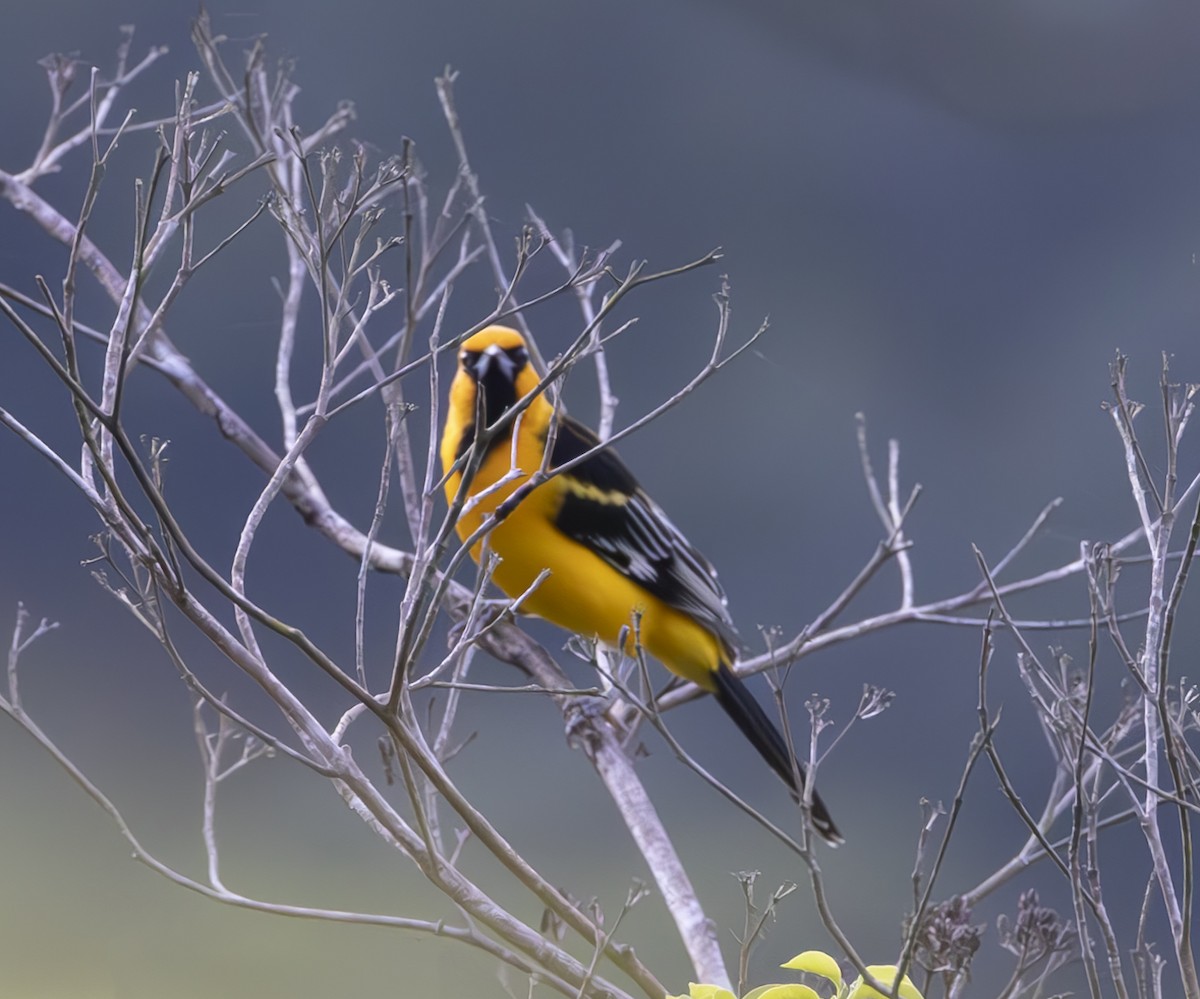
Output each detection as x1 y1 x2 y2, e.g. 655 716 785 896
474 343 517 386
471 342 522 426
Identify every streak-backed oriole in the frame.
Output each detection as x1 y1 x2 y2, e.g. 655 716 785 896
440 325 841 845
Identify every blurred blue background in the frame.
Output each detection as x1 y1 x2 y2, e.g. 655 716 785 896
3 1 1200 996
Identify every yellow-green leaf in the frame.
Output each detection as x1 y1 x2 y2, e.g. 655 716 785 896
780 950 843 990
664 985 738 999
747 984 823 999
847 965 923 999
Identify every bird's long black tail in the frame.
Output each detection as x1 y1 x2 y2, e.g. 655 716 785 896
712 663 843 845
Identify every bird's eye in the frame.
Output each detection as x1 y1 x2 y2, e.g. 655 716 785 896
506 346 528 368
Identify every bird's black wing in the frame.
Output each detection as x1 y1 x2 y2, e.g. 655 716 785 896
550 417 842 844
549 415 738 648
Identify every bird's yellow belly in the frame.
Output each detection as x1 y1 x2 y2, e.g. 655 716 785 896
453 471 722 691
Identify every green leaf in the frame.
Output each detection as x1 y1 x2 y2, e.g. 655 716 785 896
780 950 843 991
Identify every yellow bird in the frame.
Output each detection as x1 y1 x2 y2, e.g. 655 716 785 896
440 325 841 844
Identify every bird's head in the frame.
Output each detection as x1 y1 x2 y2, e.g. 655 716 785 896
453 326 541 429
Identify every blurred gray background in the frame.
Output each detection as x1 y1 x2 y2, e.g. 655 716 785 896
3 2 1200 996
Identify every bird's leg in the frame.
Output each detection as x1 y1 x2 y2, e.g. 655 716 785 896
563 694 611 749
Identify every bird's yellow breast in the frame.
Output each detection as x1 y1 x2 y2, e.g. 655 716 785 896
442 419 723 690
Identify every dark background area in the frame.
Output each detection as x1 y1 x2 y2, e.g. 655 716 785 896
3 2 1200 996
